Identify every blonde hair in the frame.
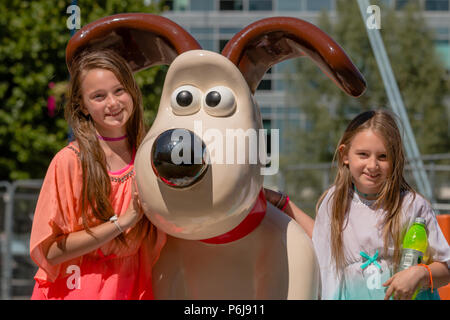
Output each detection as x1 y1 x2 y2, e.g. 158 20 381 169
317 110 414 272
65 49 147 244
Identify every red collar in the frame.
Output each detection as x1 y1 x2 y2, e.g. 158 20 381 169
200 189 266 244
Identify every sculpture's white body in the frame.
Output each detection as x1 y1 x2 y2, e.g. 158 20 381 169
135 51 320 299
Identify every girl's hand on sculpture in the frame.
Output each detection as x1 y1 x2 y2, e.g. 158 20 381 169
118 178 144 231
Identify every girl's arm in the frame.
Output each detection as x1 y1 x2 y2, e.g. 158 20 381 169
264 188 315 238
45 193 142 266
427 261 450 289
284 200 315 239
383 261 450 300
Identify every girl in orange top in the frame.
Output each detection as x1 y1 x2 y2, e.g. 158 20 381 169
29 49 166 299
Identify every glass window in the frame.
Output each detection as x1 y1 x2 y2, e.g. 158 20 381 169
435 42 449 69
249 0 273 11
395 0 409 9
257 79 272 91
218 28 241 51
198 39 215 51
306 0 331 11
162 0 188 11
304 118 313 131
191 27 213 35
425 0 449 10
191 27 214 50
219 39 230 51
275 79 286 91
276 0 302 11
395 0 420 9
434 39 449 45
191 0 215 10
162 0 174 10
260 106 272 117
219 27 242 35
434 27 449 37
379 0 394 7
262 119 272 155
176 0 189 11
276 59 297 73
220 0 243 10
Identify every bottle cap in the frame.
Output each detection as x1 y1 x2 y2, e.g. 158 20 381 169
414 217 426 225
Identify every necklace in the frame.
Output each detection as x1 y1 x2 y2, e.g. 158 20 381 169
97 134 127 142
353 184 379 199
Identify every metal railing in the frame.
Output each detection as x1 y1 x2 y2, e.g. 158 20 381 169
1 180 42 300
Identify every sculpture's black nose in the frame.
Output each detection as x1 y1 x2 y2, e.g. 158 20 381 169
151 129 208 188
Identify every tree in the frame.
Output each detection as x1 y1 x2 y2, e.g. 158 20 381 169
281 0 449 214
0 0 165 180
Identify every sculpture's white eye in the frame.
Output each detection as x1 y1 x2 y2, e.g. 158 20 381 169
171 85 202 116
204 86 236 117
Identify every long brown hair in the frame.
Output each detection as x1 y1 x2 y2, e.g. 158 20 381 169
65 49 146 243
317 110 414 272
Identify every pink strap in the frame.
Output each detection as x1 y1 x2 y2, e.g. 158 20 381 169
281 195 290 212
108 148 136 175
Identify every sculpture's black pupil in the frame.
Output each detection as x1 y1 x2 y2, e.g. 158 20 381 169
205 91 221 107
176 90 193 107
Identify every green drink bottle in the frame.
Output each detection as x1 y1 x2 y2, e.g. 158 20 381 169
398 217 428 299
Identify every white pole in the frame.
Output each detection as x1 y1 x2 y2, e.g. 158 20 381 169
356 0 433 201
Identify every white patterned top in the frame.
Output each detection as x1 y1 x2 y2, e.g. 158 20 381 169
312 186 450 300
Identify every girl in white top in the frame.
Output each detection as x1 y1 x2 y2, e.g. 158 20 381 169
312 110 450 300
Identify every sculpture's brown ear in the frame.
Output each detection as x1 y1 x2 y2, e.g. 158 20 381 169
222 17 366 96
66 13 201 73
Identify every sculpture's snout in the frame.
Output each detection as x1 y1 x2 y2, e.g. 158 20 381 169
151 129 208 188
